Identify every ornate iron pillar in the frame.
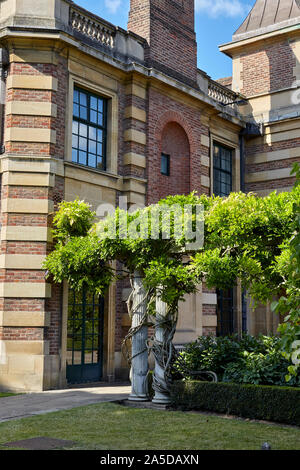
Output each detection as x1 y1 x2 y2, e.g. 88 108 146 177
128 271 149 401
152 291 171 405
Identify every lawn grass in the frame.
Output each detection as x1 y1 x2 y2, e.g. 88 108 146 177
0 393 17 398
0 402 299 450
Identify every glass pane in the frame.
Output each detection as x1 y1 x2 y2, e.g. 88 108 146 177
66 350 73 366
72 121 79 134
98 99 103 112
85 291 94 304
161 154 169 175
79 123 87 137
97 129 103 142
73 335 82 350
80 92 87 105
84 351 93 364
72 149 77 163
90 110 97 124
88 154 96 168
93 318 99 331
85 336 93 349
79 137 87 151
214 155 220 170
225 158 231 173
73 104 79 118
73 350 82 365
80 106 87 120
73 90 79 104
97 113 103 126
67 336 73 350
72 135 78 148
91 96 98 110
97 143 103 156
89 126 97 140
79 151 86 165
89 140 96 154
87 304 95 324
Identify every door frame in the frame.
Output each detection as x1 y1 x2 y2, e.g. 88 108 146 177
59 279 116 387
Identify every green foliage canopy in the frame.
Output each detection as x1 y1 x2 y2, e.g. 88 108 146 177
44 183 300 326
272 163 300 379
44 196 202 307
192 187 300 302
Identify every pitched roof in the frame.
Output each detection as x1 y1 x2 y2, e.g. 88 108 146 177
216 77 232 89
233 0 300 41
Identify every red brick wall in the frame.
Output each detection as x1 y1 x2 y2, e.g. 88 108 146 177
241 39 296 96
128 0 197 86
1 56 67 355
245 137 299 192
5 58 67 158
146 88 209 204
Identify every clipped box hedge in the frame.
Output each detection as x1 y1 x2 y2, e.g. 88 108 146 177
170 381 300 426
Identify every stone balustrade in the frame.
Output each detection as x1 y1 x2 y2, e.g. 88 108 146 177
70 7 116 49
208 80 238 107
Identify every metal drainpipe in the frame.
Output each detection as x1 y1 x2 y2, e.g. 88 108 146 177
0 48 9 155
239 129 247 333
239 131 245 193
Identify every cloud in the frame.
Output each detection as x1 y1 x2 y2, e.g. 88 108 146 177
195 0 252 18
104 0 122 14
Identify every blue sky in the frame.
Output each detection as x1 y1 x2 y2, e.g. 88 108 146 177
75 0 256 80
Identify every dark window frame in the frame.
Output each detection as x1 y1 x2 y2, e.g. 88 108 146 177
161 152 170 176
213 142 233 198
213 143 235 336
216 288 234 337
72 86 108 171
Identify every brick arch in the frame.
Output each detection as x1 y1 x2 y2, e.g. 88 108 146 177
154 110 197 155
150 111 194 201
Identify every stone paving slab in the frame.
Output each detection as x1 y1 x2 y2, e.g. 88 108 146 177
0 385 131 423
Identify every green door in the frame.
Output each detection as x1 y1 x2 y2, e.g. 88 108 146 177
67 288 104 384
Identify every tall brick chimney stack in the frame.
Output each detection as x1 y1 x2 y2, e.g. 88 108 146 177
128 0 198 87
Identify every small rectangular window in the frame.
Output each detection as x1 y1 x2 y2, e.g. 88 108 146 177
72 87 107 171
161 153 170 176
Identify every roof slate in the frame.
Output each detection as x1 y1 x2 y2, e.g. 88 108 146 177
233 0 300 41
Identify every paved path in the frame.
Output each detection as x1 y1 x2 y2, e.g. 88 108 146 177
0 384 131 422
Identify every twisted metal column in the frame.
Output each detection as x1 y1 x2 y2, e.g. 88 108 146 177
152 291 172 405
128 271 149 401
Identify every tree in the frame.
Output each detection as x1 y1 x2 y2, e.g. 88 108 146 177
44 195 202 401
191 187 300 303
272 164 300 380
44 183 300 392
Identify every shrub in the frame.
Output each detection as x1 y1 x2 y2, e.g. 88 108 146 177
223 350 300 387
175 335 240 378
170 381 300 426
175 334 299 387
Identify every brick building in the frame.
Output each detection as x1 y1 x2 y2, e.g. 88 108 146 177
0 0 299 391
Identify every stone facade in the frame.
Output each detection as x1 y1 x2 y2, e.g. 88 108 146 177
0 0 299 391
